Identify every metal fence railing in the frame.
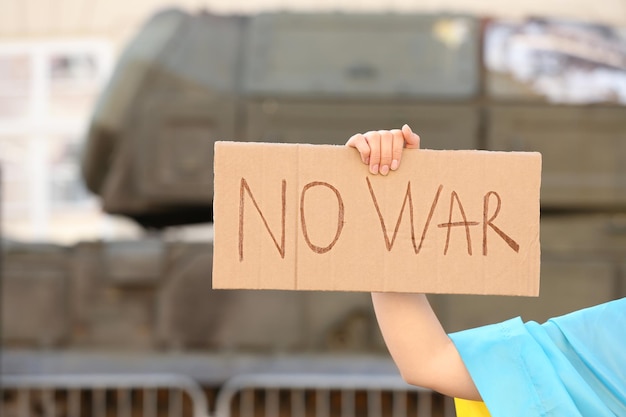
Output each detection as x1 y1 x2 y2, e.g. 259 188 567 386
214 373 455 417
0 374 210 417
1 372 454 417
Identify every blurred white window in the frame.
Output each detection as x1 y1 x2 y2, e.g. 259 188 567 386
0 54 31 122
0 40 140 243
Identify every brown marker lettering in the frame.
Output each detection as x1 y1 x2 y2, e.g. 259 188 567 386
417 184 444 254
483 191 520 255
438 191 479 255
239 177 286 261
366 178 417 252
367 180 444 254
300 181 345 254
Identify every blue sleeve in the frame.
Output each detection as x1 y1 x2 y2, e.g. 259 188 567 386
449 297 626 417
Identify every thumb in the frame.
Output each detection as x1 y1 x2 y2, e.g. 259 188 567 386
402 124 421 149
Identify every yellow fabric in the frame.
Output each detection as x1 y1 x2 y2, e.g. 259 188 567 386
454 398 491 417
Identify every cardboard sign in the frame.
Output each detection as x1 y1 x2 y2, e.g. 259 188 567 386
213 142 541 296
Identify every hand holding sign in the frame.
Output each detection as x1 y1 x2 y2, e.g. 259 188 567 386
213 132 541 295
346 124 421 175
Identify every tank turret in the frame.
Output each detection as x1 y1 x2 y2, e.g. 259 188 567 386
81 9 480 228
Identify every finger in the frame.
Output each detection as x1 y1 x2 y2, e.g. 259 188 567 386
364 131 381 174
378 130 393 176
402 124 421 149
390 129 404 171
346 133 371 164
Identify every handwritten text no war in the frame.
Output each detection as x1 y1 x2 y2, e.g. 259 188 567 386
238 177 520 261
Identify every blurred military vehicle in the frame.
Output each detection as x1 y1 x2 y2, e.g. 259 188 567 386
81 10 626 230
6 3 626 350
7 3 626 351
80 9 483 228
3 9 626 416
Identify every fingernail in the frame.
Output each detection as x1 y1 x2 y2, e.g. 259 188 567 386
364 156 370 164
380 165 389 176
370 164 379 175
391 159 399 170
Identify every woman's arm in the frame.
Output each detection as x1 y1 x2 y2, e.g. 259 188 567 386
347 125 481 400
372 292 480 400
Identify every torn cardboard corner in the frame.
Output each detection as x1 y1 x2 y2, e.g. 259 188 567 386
212 141 542 296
